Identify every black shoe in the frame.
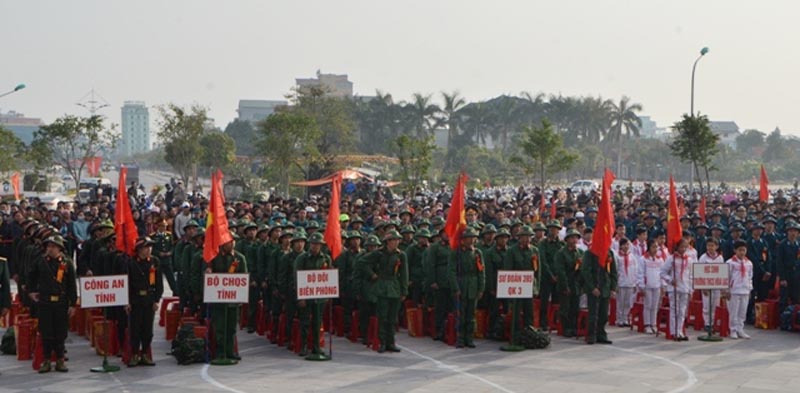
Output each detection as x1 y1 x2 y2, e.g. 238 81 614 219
247 327 255 334
456 343 464 348
587 340 596 345
563 332 575 338
387 345 401 353
433 335 443 341
597 339 613 345
378 345 386 353
231 354 242 360
466 342 476 348
299 349 308 357
540 326 549 331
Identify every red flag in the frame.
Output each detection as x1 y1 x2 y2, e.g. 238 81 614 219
698 194 707 222
114 166 138 256
10 172 20 201
666 175 683 252
550 197 557 219
444 172 468 250
323 173 343 261
590 168 615 267
760 165 769 202
203 169 233 263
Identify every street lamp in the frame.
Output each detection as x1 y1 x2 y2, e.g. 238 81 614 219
690 47 709 116
0 83 26 99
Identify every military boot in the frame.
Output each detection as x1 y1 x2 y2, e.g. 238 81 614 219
38 361 51 373
55 359 68 372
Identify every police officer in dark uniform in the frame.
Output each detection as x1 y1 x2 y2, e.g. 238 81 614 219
150 219 176 293
125 237 163 367
777 222 800 308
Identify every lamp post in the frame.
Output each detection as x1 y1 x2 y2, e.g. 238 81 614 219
0 83 26 99
691 47 709 116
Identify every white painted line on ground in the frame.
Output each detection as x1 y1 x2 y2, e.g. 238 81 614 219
201 364 248 393
607 345 697 393
397 344 516 393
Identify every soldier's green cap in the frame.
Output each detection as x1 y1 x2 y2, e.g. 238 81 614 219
430 217 445 227
43 235 65 250
309 232 325 244
400 225 416 234
135 237 155 249
306 221 320 229
193 227 206 239
347 230 363 240
533 222 547 232
400 209 412 217
480 224 497 235
385 220 400 229
350 215 365 224
242 220 258 231
97 220 114 230
183 220 200 229
461 227 479 238
283 221 296 229
498 219 512 229
787 222 800 231
546 219 562 229
257 223 270 234
278 229 293 239
517 225 534 236
495 228 511 238
291 231 307 242
383 230 402 241
415 228 432 239
229 231 240 240
564 228 581 239
339 214 350 222
417 219 431 228
365 235 382 247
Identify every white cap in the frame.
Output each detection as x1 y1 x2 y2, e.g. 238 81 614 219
181 202 190 208
305 206 315 213
575 211 585 218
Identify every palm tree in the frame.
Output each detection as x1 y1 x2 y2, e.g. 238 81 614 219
407 93 441 138
441 91 466 152
608 96 643 176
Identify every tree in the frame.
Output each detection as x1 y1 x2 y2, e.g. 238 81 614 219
199 131 236 171
224 119 257 156
31 115 117 191
669 114 719 194
256 111 321 195
510 119 579 189
735 129 765 156
441 91 466 153
156 104 209 185
763 128 791 163
406 93 441 138
607 96 643 176
0 125 26 173
393 135 437 192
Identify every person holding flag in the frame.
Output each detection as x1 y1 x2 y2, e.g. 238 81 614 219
447 227 484 348
293 233 332 357
661 238 694 341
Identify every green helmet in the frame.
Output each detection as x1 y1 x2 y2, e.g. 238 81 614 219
242 220 258 231
480 224 497 236
461 227 480 238
257 223 270 234
365 235 382 247
546 219 562 229
306 221 320 229
532 222 547 232
431 216 445 227
564 229 581 239
339 214 350 222
517 225 534 236
347 230 364 240
309 232 325 244
97 220 114 230
193 227 206 239
495 228 512 238
229 231 240 240
350 215 365 224
400 225 416 235
383 230 402 242
43 235 65 250
291 231 308 242
183 219 200 230
415 228 432 239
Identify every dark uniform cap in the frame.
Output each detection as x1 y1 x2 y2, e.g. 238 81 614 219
43 235 65 250
241 220 258 231
308 232 325 244
751 222 765 230
695 223 709 230
431 217 445 227
183 220 200 230
257 223 270 234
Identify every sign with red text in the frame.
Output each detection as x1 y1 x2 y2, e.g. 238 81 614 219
203 273 250 303
692 263 730 290
297 269 339 300
496 270 534 299
79 275 129 308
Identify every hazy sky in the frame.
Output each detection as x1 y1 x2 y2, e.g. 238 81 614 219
1 0 797 135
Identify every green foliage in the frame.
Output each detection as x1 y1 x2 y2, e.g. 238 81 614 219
763 128 791 163
224 119 257 156
735 129 765 155
32 115 117 190
393 135 437 191
669 114 719 193
199 131 236 171
510 119 579 189
255 111 321 195
156 104 209 184
0 125 26 173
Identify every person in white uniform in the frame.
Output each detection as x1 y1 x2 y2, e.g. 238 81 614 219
638 239 665 334
661 238 695 341
726 240 753 339
615 238 640 327
697 238 724 331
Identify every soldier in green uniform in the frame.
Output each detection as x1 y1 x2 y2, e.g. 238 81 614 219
124 237 164 366
28 236 77 373
538 220 565 331
448 227 485 348
278 231 306 351
255 224 274 327
334 231 362 335
188 228 207 311
399 226 415 252
581 248 617 345
424 229 453 341
363 230 408 353
354 235 381 345
174 220 199 309
404 229 431 306
477 225 496 255
267 228 292 344
150 219 177 294
293 233 332 357
532 222 547 247
553 229 583 337
208 234 247 363
504 225 538 337
236 221 261 333
483 228 510 339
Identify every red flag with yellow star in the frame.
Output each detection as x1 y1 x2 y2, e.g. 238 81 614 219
760 164 769 202
667 175 683 252
590 168 615 267
444 172 468 250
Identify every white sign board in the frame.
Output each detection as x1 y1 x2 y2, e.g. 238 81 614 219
496 270 535 299
203 273 250 303
297 269 339 300
79 275 129 308
692 263 730 290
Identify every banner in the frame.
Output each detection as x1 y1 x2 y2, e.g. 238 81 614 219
79 275 129 308
297 269 340 300
692 263 730 290
496 270 534 299
203 273 249 303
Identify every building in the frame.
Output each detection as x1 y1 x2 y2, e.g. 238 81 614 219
296 70 353 97
237 100 287 123
0 110 43 144
120 101 150 156
710 121 740 147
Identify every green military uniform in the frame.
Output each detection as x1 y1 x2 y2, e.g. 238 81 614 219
256 225 277 329
504 226 539 334
277 232 306 350
538 220 565 330
580 249 617 344
404 229 431 306
448 228 485 347
236 222 261 332
483 228 510 339
333 231 362 334
209 243 247 361
553 229 583 337
267 231 292 344
150 227 176 293
293 233 332 356
187 229 206 309
423 234 452 340
354 235 381 345
363 231 408 352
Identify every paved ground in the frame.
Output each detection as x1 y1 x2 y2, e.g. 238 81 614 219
1 318 798 393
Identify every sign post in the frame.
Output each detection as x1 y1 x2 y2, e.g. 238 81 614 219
203 273 249 365
496 270 535 352
692 263 730 342
80 275 129 373
297 269 339 361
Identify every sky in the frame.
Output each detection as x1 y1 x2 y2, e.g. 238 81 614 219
1 0 798 135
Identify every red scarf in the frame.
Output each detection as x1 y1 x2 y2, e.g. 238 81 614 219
674 253 688 278
623 252 630 275
732 256 746 278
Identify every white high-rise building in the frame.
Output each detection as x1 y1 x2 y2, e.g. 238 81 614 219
120 101 150 156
